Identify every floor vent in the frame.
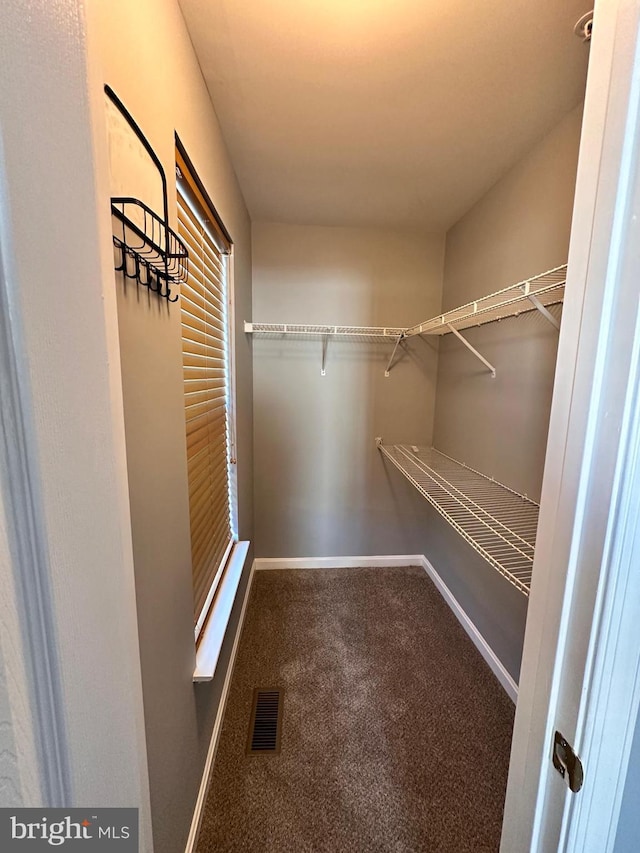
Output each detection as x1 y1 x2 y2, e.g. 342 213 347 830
247 688 283 754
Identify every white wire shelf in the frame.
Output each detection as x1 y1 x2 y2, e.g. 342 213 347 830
246 263 567 377
244 322 405 342
405 264 567 337
377 442 538 595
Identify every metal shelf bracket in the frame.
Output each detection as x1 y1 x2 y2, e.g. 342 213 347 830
384 333 406 377
526 291 561 330
321 334 329 376
447 324 496 378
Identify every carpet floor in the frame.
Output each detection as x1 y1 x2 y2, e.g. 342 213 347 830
196 567 515 852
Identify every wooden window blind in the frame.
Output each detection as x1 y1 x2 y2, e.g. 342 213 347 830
176 152 234 629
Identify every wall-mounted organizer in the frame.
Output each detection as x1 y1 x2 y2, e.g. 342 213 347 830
106 85 188 302
246 263 567 377
376 441 538 596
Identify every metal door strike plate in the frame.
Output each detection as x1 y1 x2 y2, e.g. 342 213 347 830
553 730 584 793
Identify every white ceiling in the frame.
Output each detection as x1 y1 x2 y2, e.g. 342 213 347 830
179 0 590 231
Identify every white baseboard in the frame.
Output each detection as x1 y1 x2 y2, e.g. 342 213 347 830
254 554 425 570
184 559 256 853
419 555 518 703
255 553 517 703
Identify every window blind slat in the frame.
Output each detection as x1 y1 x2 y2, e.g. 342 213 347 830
183 259 225 302
185 399 228 423
192 537 228 598
181 330 223 354
177 205 226 276
180 234 226 287
183 379 227 396
192 539 231 609
186 450 211 485
190 494 231 549
180 336 226 357
181 293 225 326
181 294 226 328
189 485 230 534
181 310 226 342
186 427 228 461
182 278 225 318
191 506 232 564
185 416 228 448
184 389 224 410
182 353 226 371
188 454 230 502
192 536 231 607
186 420 228 454
177 213 226 281
182 353 226 368
183 380 226 397
182 268 225 304
190 500 232 562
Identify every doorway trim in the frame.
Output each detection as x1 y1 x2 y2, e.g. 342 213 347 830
502 0 640 849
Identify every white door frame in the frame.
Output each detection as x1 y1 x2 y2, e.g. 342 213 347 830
502 0 640 849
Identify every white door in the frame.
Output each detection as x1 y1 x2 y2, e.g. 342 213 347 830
502 1 640 850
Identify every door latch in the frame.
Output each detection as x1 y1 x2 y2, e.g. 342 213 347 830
553 731 584 793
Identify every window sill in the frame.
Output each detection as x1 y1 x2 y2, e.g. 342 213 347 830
193 540 250 683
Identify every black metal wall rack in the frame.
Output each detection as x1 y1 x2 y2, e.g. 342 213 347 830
105 85 188 302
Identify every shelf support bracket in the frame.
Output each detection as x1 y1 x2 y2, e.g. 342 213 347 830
527 294 561 330
321 334 329 376
384 334 405 377
447 324 496 378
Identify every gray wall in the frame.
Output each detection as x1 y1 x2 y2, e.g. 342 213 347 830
433 104 584 500
0 0 153 837
252 222 444 557
421 104 584 681
88 2 253 851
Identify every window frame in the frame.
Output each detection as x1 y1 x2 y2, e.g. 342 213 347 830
175 138 239 643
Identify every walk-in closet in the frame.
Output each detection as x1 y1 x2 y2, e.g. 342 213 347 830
104 0 592 848
191 0 591 846
10 0 640 851
244 23 587 688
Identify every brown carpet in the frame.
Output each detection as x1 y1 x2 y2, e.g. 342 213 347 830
197 567 514 852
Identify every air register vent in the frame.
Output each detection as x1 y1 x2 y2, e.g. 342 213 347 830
247 689 283 754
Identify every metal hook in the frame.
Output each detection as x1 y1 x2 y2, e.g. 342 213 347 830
123 248 139 280
113 239 126 272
